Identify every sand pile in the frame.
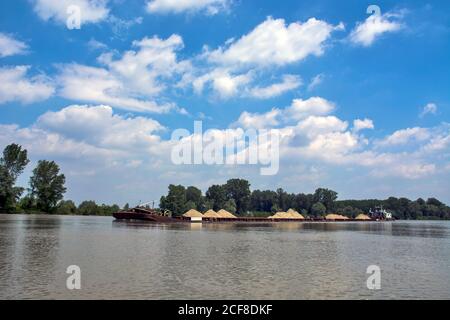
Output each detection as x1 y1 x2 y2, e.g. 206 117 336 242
217 209 237 219
355 214 372 221
287 209 305 220
325 214 349 220
203 210 219 218
183 209 203 218
269 210 305 220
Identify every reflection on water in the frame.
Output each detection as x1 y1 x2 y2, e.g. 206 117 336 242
1 215 449 300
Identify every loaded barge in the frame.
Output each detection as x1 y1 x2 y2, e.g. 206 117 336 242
113 207 394 223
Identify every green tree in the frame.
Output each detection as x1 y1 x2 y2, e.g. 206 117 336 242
185 200 196 211
223 199 237 214
313 188 338 213
206 185 227 211
160 185 186 216
0 144 30 211
224 179 251 215
186 186 202 209
56 200 77 215
29 160 66 213
78 201 100 216
311 202 326 217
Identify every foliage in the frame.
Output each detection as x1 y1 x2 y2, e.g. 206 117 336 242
311 202 327 217
29 160 66 213
0 144 30 211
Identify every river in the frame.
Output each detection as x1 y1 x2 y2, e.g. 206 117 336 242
0 214 449 299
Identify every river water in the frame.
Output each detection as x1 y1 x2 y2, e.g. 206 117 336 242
0 214 449 300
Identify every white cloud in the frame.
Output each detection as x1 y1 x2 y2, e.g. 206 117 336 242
207 17 344 68
189 17 342 99
0 33 28 58
57 35 191 113
372 163 436 180
57 64 174 113
307 73 325 91
248 75 302 99
98 35 190 96
353 119 374 132
233 97 336 129
377 127 431 147
0 66 55 104
285 97 336 120
233 109 281 129
87 38 108 51
146 0 229 15
350 11 403 46
420 103 438 118
32 0 109 25
192 68 252 98
37 105 164 150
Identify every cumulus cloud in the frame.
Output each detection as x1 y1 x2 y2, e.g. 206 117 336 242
233 97 336 129
56 64 174 113
207 17 344 68
56 35 191 113
189 17 343 99
353 119 374 132
233 109 281 129
376 127 431 147
0 33 28 58
37 105 164 150
350 11 403 46
146 0 229 15
32 0 109 25
420 103 438 118
0 66 55 104
248 75 302 99
231 97 449 180
285 97 336 120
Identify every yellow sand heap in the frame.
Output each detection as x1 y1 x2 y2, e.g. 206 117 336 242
325 214 349 220
183 209 204 218
217 209 237 219
203 210 219 218
287 209 305 220
355 214 372 221
269 210 305 220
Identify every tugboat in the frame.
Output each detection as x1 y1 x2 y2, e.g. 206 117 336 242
369 206 394 221
113 202 175 223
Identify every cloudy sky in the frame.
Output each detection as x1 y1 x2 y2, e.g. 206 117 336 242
0 0 449 206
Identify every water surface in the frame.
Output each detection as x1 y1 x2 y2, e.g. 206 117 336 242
0 214 449 299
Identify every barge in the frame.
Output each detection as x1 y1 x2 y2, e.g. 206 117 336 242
113 207 394 223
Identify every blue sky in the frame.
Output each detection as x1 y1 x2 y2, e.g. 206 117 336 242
0 0 449 205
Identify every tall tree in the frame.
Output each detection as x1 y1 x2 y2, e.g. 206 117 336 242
311 202 326 217
29 160 66 213
186 186 202 209
313 188 338 213
206 185 227 211
160 185 186 216
0 144 29 211
224 179 251 215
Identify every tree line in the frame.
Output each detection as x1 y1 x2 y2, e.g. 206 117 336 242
0 144 120 216
160 179 450 220
2 144 449 219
